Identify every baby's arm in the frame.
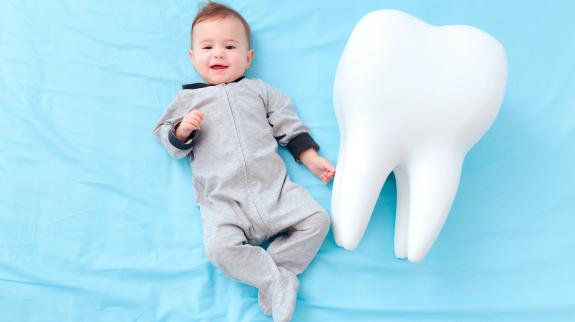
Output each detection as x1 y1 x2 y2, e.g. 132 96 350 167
260 81 335 184
153 91 200 159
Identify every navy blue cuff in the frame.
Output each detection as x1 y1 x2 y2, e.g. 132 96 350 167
168 124 197 150
287 133 320 162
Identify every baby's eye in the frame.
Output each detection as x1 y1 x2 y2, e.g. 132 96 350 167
225 45 236 50
202 46 212 50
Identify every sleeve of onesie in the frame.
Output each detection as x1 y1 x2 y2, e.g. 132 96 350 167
263 82 320 162
152 91 198 159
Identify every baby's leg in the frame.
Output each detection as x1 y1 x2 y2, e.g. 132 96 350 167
203 219 298 321
267 210 331 275
203 222 280 297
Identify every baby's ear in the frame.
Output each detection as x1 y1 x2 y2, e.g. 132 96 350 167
247 49 255 68
187 49 193 59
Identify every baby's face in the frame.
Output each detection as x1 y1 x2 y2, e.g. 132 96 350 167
190 16 253 85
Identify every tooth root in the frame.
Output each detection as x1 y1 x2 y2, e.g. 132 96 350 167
403 149 464 262
331 131 395 250
393 165 410 259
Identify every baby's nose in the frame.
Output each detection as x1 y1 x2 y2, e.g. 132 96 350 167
214 50 224 59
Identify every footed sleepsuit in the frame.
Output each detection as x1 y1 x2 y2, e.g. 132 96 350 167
153 77 330 309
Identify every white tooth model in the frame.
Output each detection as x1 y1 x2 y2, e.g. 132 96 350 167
331 10 507 262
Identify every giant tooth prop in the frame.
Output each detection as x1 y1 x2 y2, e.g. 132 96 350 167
331 10 507 262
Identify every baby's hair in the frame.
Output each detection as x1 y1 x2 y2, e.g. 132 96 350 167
191 1 251 46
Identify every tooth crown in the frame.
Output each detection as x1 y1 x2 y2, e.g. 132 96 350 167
331 10 507 262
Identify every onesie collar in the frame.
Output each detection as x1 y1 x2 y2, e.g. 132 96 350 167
182 76 245 90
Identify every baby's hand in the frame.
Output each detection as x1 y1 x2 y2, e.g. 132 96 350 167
176 110 204 141
299 148 336 184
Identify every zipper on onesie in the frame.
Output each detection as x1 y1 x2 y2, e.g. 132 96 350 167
221 84 274 235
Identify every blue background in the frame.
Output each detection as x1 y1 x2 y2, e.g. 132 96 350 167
1 0 574 321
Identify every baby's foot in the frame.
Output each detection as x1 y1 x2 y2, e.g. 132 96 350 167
271 267 299 322
258 290 272 316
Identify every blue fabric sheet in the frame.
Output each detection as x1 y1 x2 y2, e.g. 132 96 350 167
1 0 574 321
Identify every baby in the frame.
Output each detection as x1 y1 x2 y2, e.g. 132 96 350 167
153 2 335 321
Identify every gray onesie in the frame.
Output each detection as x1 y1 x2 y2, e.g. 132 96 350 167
153 77 330 319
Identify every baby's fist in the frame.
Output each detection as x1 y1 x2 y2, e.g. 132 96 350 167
176 110 204 141
300 148 336 184
314 158 336 184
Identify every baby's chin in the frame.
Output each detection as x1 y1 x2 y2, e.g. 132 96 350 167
203 74 245 85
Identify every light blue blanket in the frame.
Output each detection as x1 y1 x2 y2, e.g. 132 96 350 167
1 1 574 321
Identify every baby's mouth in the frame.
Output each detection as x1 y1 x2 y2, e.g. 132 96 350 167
210 64 228 70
